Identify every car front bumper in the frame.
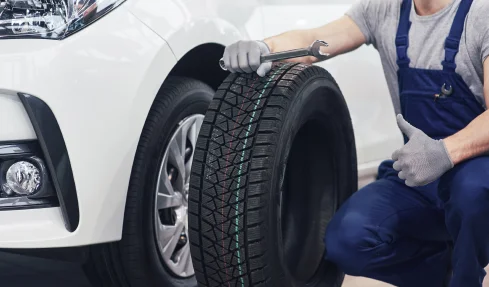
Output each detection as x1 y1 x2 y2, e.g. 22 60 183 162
0 4 177 248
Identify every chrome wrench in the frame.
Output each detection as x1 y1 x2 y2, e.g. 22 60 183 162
219 40 331 71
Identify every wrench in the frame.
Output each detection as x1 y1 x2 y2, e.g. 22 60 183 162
219 40 330 71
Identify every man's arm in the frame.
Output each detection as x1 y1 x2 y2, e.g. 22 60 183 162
443 58 489 164
263 16 367 65
223 0 378 75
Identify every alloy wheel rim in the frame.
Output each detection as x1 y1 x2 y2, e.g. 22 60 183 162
154 114 204 278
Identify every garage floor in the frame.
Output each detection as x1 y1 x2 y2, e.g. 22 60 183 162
343 276 395 287
343 271 489 287
0 251 488 286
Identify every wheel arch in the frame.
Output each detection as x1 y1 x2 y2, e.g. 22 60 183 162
161 16 248 90
168 43 228 91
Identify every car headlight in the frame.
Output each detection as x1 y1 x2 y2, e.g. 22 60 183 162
0 0 125 39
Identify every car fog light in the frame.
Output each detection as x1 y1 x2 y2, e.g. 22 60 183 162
2 161 41 196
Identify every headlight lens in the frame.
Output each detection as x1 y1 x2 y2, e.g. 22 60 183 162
0 0 124 39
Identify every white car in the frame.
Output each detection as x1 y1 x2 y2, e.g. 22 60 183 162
0 0 402 286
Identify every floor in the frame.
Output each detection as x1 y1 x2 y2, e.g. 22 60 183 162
0 250 488 287
343 276 394 287
343 270 489 287
0 251 90 287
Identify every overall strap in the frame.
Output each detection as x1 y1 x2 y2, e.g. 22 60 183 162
396 0 413 68
443 0 474 72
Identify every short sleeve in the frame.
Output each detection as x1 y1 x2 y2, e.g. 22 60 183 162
480 22 489 63
471 1 489 63
345 0 390 47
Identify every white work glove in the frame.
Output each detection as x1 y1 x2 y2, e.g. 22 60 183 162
392 114 454 187
222 40 272 77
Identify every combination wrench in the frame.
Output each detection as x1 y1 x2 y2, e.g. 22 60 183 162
219 40 331 71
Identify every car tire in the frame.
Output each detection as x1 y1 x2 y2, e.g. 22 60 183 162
188 63 357 287
84 77 214 287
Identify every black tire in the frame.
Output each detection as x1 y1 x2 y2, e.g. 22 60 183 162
84 77 214 287
188 63 357 287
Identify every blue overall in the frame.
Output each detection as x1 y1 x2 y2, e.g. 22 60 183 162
324 0 489 286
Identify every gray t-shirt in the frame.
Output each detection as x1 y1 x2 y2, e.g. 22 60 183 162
346 0 489 114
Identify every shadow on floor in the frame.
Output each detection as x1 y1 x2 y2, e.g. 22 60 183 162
0 252 91 287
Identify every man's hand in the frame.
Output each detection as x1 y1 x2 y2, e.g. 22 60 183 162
392 115 454 187
222 40 272 77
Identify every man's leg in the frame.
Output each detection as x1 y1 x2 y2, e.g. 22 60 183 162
439 156 489 287
325 175 451 287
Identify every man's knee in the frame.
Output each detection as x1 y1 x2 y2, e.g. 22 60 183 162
447 181 489 220
441 157 489 219
325 211 385 276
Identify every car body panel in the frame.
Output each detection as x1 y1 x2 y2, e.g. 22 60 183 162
125 0 264 59
0 208 70 247
0 93 36 141
0 5 177 247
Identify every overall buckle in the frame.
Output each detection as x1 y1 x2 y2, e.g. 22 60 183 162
396 36 409 47
445 38 460 50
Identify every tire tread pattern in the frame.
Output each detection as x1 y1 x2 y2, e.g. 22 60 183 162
189 63 340 287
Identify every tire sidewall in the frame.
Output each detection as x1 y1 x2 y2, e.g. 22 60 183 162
269 75 350 287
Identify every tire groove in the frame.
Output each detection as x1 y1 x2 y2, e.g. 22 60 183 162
221 77 257 287
196 89 225 287
242 64 296 286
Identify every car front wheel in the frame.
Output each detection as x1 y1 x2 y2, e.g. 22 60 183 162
84 76 213 287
